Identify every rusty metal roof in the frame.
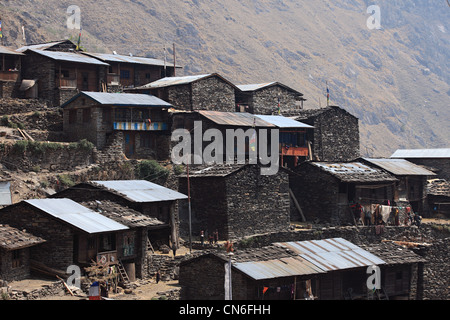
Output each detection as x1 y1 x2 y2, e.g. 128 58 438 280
0 45 25 56
274 238 386 272
233 256 325 280
27 49 110 66
310 162 398 183
198 110 276 127
362 158 436 176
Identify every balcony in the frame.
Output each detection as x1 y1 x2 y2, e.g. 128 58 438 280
113 121 168 131
280 146 309 157
0 70 20 82
96 250 118 265
59 78 77 88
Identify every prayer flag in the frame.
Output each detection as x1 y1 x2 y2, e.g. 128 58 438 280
0 20 3 39
76 28 82 50
326 82 330 106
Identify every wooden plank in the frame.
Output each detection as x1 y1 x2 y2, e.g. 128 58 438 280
56 275 74 296
289 188 306 222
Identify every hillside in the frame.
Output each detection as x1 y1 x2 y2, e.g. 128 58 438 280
0 0 449 157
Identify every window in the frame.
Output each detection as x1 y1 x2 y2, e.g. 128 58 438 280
120 70 130 79
82 108 91 123
69 109 77 124
12 250 21 268
99 234 116 252
61 69 70 78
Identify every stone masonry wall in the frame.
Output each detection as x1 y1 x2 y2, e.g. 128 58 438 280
0 204 74 270
252 86 301 115
191 76 235 112
226 165 291 240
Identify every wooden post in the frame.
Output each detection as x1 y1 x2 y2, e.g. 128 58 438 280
289 188 306 222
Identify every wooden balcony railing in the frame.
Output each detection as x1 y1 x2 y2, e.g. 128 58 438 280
280 146 309 157
59 78 77 88
0 70 20 82
113 121 168 131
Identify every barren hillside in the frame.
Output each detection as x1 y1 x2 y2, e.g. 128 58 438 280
0 0 449 156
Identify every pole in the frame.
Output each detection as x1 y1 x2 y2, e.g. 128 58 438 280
187 156 192 254
173 43 176 77
228 253 232 300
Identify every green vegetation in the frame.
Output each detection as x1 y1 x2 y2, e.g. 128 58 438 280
57 174 75 187
11 139 94 155
135 160 170 184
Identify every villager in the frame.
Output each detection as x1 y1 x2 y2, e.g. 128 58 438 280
414 212 422 227
208 233 214 245
156 270 161 284
200 230 205 246
214 230 219 244
364 207 372 226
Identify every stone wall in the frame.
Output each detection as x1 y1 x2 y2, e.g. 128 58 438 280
0 98 49 114
0 81 20 99
0 248 31 281
251 86 302 115
167 84 192 110
226 165 291 239
406 158 450 181
191 76 235 112
0 204 74 270
296 106 360 162
0 140 95 172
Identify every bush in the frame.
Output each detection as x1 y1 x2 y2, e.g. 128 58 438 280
135 160 170 184
57 174 75 187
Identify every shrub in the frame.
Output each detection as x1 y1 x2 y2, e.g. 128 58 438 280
135 160 170 184
57 174 75 187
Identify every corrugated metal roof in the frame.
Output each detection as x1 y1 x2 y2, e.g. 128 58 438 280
310 162 398 183
16 40 74 53
136 74 213 89
254 115 314 128
391 148 450 159
236 82 277 92
0 45 25 56
199 110 276 127
362 158 436 176
274 238 386 272
25 199 128 234
82 52 180 68
27 49 110 66
74 91 173 107
91 180 188 203
234 256 325 280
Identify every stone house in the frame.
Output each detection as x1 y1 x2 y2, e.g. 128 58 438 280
128 73 238 112
290 161 398 225
0 199 129 272
289 106 360 162
61 91 174 159
391 148 450 181
426 179 450 218
360 158 436 215
0 45 24 99
0 224 46 281
179 237 425 300
51 180 187 251
0 198 167 281
171 110 313 167
178 164 291 241
235 82 306 114
20 49 109 107
82 52 181 90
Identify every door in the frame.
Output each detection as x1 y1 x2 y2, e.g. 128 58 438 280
124 132 135 157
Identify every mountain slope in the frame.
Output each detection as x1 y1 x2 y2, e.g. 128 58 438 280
1 0 449 157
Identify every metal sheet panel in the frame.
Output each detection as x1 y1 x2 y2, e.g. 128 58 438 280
137 74 212 89
254 115 314 128
82 52 178 67
0 181 12 205
25 199 128 234
92 180 188 203
236 83 276 92
363 158 436 176
0 46 25 56
28 49 110 66
275 238 386 272
233 256 325 280
198 110 275 127
81 91 172 107
391 148 450 159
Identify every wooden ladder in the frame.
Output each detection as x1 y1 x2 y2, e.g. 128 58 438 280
147 237 155 253
117 260 130 284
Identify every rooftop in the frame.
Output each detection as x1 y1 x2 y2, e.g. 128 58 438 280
82 52 181 68
236 82 304 96
81 200 165 228
16 40 76 53
26 49 109 66
427 179 450 197
309 161 398 183
24 199 128 234
254 115 313 129
61 91 173 108
179 164 247 178
198 110 276 127
89 180 188 203
0 45 25 56
391 148 450 159
0 224 46 251
362 158 436 176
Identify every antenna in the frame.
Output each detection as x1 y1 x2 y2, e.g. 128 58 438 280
173 43 176 77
